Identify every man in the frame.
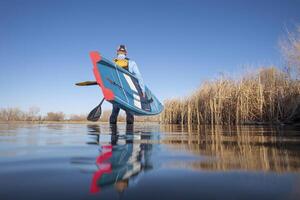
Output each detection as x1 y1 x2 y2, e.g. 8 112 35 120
109 45 145 124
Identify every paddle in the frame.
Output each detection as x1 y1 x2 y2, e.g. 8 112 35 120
75 81 98 86
87 98 105 122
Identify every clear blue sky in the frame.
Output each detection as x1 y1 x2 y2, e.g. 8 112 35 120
0 0 300 115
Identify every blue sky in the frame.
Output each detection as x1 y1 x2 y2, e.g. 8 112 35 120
0 0 300 115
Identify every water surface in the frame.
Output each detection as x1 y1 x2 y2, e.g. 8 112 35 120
0 123 299 200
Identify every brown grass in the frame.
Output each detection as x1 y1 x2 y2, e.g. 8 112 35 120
161 67 300 125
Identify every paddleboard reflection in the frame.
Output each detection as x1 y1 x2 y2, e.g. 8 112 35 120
73 124 153 195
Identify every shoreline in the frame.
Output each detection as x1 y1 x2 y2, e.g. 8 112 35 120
0 121 160 125
0 120 299 127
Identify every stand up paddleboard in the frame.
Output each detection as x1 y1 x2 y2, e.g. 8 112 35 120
76 51 163 121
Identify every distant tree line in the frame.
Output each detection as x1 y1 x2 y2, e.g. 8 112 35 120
0 107 160 123
0 107 66 122
0 107 41 121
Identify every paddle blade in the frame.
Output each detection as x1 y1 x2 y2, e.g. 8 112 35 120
75 81 98 86
87 105 102 122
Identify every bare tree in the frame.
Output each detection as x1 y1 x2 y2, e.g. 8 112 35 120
0 108 25 121
26 106 40 121
0 108 6 121
280 25 300 78
69 114 87 121
45 112 65 121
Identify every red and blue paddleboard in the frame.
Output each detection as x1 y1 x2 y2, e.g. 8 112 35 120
77 51 163 119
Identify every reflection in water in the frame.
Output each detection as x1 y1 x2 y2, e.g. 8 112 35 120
0 123 300 199
81 124 152 194
161 125 300 172
72 124 300 195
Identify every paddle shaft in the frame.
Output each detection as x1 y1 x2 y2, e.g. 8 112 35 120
98 97 105 106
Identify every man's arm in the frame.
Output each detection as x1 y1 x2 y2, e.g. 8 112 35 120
129 60 145 94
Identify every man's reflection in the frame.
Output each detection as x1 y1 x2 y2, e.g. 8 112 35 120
90 124 152 194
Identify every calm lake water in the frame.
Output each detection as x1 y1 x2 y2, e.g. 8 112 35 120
0 123 299 200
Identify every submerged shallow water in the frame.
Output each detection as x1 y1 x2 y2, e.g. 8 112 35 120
0 123 299 200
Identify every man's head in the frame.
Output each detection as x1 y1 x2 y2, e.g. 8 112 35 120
117 45 127 55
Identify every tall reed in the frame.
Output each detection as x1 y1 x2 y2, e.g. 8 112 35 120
161 67 300 125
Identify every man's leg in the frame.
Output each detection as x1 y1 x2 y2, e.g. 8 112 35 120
109 104 120 124
126 111 134 125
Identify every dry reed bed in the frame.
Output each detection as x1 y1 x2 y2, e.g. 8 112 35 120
161 67 300 125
